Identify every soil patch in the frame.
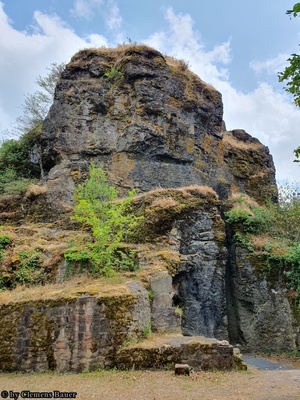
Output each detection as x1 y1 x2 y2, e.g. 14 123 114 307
0 366 300 400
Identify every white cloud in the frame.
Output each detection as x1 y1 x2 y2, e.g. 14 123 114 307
144 7 300 183
0 3 108 138
250 53 288 76
71 0 122 31
220 81 300 182
71 0 103 20
106 1 122 30
145 8 231 84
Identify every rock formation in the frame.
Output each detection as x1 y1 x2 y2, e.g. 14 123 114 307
0 44 298 372
35 45 276 219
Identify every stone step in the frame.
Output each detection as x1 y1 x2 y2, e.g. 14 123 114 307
115 334 247 371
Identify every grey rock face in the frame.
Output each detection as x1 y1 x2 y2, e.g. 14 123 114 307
226 247 296 352
35 45 276 218
150 273 181 333
172 209 228 339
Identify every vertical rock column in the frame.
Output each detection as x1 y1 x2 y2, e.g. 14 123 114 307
150 273 181 333
173 209 228 339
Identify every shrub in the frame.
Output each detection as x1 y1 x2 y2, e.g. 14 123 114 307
226 186 300 296
65 163 143 276
0 235 11 249
0 234 11 264
225 205 271 234
0 127 41 195
285 244 300 293
14 249 45 286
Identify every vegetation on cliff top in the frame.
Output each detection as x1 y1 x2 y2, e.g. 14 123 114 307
225 186 300 295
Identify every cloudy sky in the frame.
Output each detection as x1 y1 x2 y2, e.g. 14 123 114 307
0 0 300 183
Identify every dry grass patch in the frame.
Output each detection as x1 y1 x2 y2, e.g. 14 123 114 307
227 192 260 214
69 44 162 69
134 185 218 203
223 131 262 150
250 234 290 257
0 274 133 305
24 184 47 199
151 197 178 208
1 368 300 400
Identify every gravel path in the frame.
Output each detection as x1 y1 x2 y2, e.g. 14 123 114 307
243 354 295 370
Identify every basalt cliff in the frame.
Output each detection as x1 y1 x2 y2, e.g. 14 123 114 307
0 45 298 373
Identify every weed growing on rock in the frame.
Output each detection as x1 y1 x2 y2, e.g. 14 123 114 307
104 66 124 81
141 323 152 338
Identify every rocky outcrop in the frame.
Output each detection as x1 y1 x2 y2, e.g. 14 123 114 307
0 274 246 373
0 44 297 372
33 45 276 220
226 246 297 352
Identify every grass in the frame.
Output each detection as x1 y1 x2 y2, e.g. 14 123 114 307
0 275 131 305
223 131 262 150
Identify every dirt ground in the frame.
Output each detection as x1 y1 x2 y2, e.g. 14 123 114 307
0 357 300 400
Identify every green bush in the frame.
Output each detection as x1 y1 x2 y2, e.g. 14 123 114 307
0 128 40 195
104 66 124 81
0 247 45 289
285 244 300 293
0 234 11 264
14 249 45 286
65 163 143 276
225 205 271 234
267 188 300 242
0 235 11 249
226 186 300 296
0 177 32 195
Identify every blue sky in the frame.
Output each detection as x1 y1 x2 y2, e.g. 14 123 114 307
0 0 300 182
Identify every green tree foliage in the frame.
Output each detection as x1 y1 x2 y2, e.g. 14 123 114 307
294 146 300 163
278 3 300 162
286 3 300 17
0 128 41 194
0 63 64 194
64 163 144 276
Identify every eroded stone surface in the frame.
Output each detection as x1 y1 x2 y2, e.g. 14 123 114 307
32 45 276 220
0 283 150 372
115 335 247 371
150 273 181 333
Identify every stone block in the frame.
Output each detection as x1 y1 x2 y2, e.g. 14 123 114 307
175 363 190 375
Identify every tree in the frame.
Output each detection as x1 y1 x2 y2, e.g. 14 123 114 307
15 62 65 135
65 163 144 276
286 3 300 17
0 63 65 193
278 3 300 163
